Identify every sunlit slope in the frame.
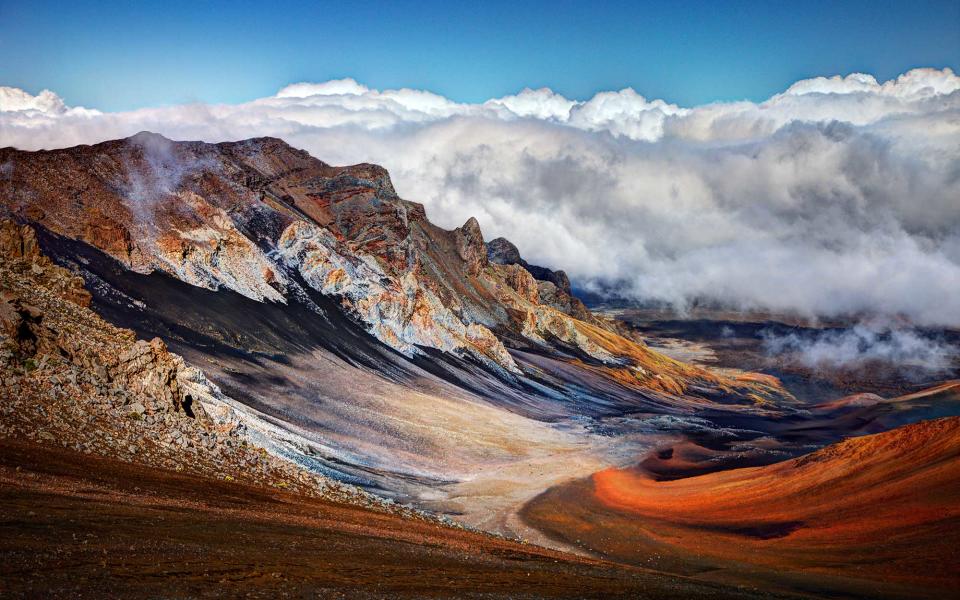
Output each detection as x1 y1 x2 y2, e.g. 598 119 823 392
523 416 960 597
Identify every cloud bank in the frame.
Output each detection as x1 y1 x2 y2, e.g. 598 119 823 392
2 69 959 326
761 323 959 376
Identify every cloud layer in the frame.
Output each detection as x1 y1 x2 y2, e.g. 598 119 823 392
761 323 958 376
2 69 959 326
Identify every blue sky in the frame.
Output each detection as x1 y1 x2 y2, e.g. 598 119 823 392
1 0 958 111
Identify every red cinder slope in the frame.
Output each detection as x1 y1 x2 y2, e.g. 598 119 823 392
522 417 960 598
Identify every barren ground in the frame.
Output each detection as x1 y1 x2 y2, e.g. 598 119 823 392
0 437 793 600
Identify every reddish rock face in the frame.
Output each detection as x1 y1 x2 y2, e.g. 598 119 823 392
504 264 539 304
487 236 572 295
0 220 41 260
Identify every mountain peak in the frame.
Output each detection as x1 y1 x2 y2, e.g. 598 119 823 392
126 130 172 144
455 217 488 276
486 236 572 295
487 237 523 265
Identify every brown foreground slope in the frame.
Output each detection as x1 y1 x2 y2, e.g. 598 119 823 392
0 437 795 600
521 417 960 599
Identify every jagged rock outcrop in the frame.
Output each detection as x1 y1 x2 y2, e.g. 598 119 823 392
487 237 571 294
455 217 489 277
115 338 203 418
0 220 92 309
537 280 593 321
0 219 42 260
278 220 519 373
503 263 540 304
487 236 608 325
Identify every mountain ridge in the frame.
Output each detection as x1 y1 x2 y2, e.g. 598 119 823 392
0 132 786 401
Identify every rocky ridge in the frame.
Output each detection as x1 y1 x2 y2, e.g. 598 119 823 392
487 236 572 295
486 235 644 338
0 133 789 413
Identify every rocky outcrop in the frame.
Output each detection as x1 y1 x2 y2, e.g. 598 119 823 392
0 220 91 308
455 217 489 277
114 338 202 418
487 237 572 295
487 235 604 325
152 202 289 303
537 280 594 322
279 220 519 373
486 237 524 266
0 219 42 260
503 263 540 304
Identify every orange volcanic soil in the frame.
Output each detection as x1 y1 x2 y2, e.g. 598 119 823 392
522 417 960 599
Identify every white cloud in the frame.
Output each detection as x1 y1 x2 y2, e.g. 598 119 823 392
0 87 101 124
782 68 960 98
783 72 883 95
276 78 370 97
761 322 958 375
2 68 959 326
0 87 67 113
567 87 686 141
484 87 578 120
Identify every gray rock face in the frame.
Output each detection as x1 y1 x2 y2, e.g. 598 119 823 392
486 237 524 266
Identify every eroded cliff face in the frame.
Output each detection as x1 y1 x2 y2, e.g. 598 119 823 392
278 220 519 373
0 132 788 403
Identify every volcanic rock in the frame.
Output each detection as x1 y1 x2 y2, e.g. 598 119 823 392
487 236 572 295
455 217 489 277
